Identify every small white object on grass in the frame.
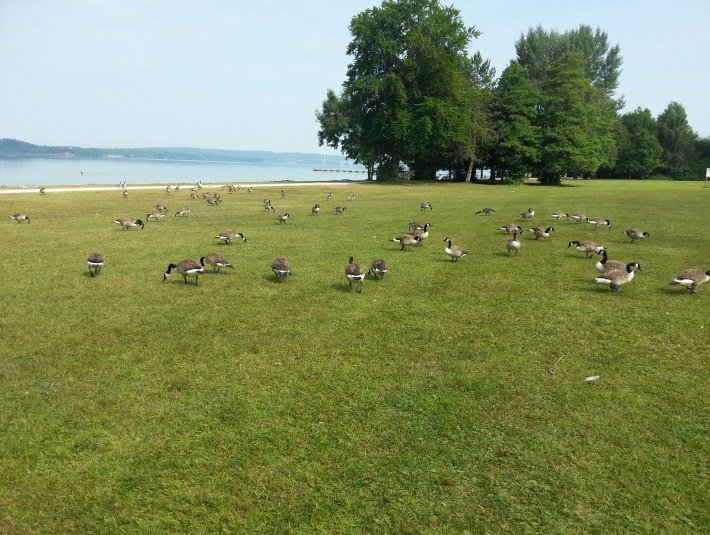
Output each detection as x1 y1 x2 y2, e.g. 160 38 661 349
584 376 600 382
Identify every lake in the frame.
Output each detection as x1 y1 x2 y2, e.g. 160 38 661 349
0 157 367 187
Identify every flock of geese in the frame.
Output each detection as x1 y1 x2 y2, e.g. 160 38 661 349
7 194 709 294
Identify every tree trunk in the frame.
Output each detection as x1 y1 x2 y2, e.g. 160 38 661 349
464 159 474 183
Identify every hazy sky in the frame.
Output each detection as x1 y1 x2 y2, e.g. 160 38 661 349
1 0 708 154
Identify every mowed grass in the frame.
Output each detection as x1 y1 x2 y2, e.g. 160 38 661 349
0 180 707 533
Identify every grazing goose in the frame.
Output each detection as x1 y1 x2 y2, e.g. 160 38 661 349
155 205 168 213
587 217 611 230
506 231 521 255
413 223 431 241
595 249 626 274
593 262 641 292
519 208 535 220
392 234 421 251
568 240 604 258
334 206 347 215
215 230 246 245
528 226 554 239
368 259 389 280
443 238 469 261
475 207 496 216
113 217 144 230
146 212 166 221
270 257 292 281
200 253 234 273
175 208 191 217
9 213 30 223
571 213 587 224
163 259 206 285
499 223 522 234
551 211 569 220
409 221 425 231
277 213 290 224
311 204 320 215
419 203 433 211
190 193 199 200
345 257 366 292
624 229 650 243
668 269 710 294
86 253 104 277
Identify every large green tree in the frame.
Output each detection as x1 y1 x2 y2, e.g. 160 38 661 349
536 53 618 185
612 108 662 179
317 0 480 180
656 102 698 178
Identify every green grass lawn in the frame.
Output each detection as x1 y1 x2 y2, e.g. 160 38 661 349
1 180 708 533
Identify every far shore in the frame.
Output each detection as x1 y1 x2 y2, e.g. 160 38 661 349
0 181 361 195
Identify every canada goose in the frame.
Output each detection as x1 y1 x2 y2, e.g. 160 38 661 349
155 205 167 213
113 218 144 230
519 208 535 220
206 198 221 206
420 203 433 211
270 257 292 281
311 204 320 215
528 226 554 239
146 212 166 221
624 229 650 243
200 253 234 273
190 193 199 200
593 262 641 292
334 206 347 214
277 213 290 224
392 234 421 251
87 253 104 277
409 221 424 231
443 238 468 261
551 211 569 220
281 189 287 198
413 223 431 241
571 213 587 224
215 230 246 245
163 259 206 285
506 231 521 255
568 240 604 258
165 185 171 193
668 269 710 294
476 207 496 216
499 223 522 234
39 187 46 194
587 217 611 230
346 193 356 201
122 190 128 198
594 249 626 274
369 259 389 280
9 213 30 223
345 257 366 292
326 192 332 200
175 208 191 217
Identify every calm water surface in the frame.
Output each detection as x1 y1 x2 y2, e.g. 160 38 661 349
0 157 366 187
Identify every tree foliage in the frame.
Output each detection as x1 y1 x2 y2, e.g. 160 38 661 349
656 102 698 178
610 108 662 179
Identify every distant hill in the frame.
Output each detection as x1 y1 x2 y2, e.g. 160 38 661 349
0 138 348 166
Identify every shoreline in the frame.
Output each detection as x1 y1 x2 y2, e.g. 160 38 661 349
0 181 361 195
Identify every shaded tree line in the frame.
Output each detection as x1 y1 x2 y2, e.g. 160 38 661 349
317 0 709 184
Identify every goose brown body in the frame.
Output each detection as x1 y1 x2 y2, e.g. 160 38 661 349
87 253 104 276
271 258 292 281
163 259 206 285
345 257 365 292
200 253 234 273
669 269 710 294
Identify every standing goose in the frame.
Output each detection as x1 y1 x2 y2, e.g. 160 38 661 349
551 211 569 220
392 234 421 251
594 249 626 274
519 208 535 220
146 212 166 221
528 226 554 240
334 206 347 214
506 231 521 255
270 257 292 281
568 240 604 258
593 262 641 292
571 213 587 224
345 257 366 292
277 213 290 224
475 207 496 216
122 190 128 199
113 217 144 230
668 269 710 294
163 259 206 285
155 205 167 213
87 253 104 277
419 203 433 211
175 208 191 217
498 223 522 234
215 230 246 245
200 253 234 273
9 213 30 223
311 204 320 215
443 238 469 262
624 229 650 243
369 259 389 280
587 217 611 230
413 223 431 242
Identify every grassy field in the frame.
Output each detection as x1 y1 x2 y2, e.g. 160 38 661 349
1 180 708 534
